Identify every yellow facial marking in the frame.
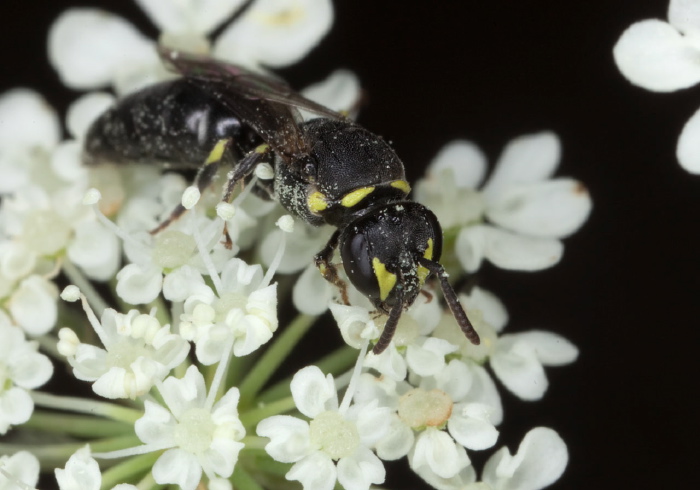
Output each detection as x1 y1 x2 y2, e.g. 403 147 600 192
308 191 328 213
372 257 397 301
390 180 412 194
255 143 270 154
341 186 375 208
417 238 434 285
205 139 229 165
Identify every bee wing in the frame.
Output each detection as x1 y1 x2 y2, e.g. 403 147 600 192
159 47 345 159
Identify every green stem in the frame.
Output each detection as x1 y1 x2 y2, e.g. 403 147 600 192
240 436 269 451
240 396 297 429
238 313 317 409
62 259 109 316
101 451 161 490
31 392 142 423
0 435 139 469
25 411 132 438
232 465 265 490
257 345 357 403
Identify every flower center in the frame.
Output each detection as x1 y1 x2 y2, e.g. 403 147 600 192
174 408 215 454
22 210 71 255
398 388 453 429
215 292 248 319
152 230 196 270
309 411 359 460
105 339 149 370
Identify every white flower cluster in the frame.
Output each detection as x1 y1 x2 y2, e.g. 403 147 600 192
614 0 700 173
0 0 588 489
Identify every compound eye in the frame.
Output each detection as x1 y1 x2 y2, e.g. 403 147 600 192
340 229 381 301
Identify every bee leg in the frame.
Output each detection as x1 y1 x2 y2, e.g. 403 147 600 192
150 138 233 235
314 230 350 305
221 143 272 203
218 143 272 249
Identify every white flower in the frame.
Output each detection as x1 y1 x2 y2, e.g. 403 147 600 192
55 446 139 490
179 258 278 361
614 0 700 173
481 427 568 490
257 366 390 490
432 287 578 402
134 366 245 490
0 316 53 434
58 296 190 399
411 427 567 490
0 451 40 490
415 133 591 272
49 0 334 95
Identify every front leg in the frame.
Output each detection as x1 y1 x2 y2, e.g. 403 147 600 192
314 230 350 305
151 138 233 235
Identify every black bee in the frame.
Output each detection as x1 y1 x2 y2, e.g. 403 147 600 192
85 47 480 354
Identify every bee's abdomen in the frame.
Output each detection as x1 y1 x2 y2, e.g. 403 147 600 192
84 79 254 168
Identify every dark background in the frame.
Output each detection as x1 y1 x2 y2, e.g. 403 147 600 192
1 1 698 488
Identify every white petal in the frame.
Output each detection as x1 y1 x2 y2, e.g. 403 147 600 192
135 0 245 34
337 447 386 490
482 427 568 490
481 226 563 272
162 265 205 302
465 363 503 425
0 88 60 150
486 179 592 238
511 331 579 366
677 105 700 173
66 92 115 139
55 447 101 490
0 387 34 429
427 140 488 189
290 366 337 418
294 263 334 315
461 287 509 332
10 349 53 389
448 403 499 450
286 452 336 490
483 132 560 199
160 366 206 416
301 69 362 116
257 415 311 463
68 220 121 281
410 428 470 480
50 141 87 183
374 415 414 461
613 19 700 92
48 9 155 90
115 263 163 305
214 0 334 68
0 451 40 488
406 338 457 377
455 225 487 273
152 448 202 490
491 335 548 401
134 401 177 445
669 0 700 35
10 275 58 336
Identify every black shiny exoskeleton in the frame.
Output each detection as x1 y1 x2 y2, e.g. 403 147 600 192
85 47 480 354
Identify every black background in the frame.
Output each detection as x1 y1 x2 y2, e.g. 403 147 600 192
1 1 698 488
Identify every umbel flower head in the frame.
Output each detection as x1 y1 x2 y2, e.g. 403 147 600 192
0 0 588 488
